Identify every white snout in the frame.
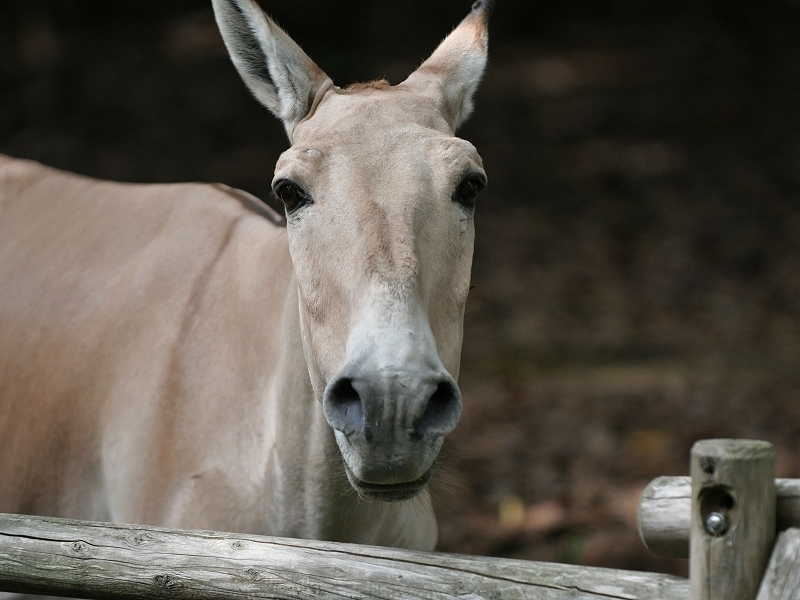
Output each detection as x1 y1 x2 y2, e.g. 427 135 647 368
322 298 462 500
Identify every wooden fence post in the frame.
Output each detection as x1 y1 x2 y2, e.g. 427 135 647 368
690 439 776 600
639 477 800 559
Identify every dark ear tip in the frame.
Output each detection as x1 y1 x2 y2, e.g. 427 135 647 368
471 0 495 20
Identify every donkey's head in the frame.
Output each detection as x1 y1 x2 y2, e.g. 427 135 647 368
213 0 490 501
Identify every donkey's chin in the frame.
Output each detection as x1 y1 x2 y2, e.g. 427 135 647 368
343 462 433 502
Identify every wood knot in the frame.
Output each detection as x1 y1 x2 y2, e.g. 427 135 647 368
700 456 716 475
154 574 183 593
245 568 261 581
231 540 245 550
126 532 155 546
69 541 88 554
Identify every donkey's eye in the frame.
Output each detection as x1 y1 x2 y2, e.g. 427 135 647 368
453 175 486 209
273 181 311 213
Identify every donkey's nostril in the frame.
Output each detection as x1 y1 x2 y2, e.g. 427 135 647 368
415 379 462 438
330 378 360 409
323 377 364 435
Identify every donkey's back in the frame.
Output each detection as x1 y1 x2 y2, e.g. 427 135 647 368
0 156 289 523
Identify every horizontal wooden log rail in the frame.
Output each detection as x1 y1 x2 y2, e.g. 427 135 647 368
639 476 800 559
4 440 798 600
0 513 689 600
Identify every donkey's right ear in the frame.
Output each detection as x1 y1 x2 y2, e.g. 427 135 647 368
212 0 331 138
403 0 493 132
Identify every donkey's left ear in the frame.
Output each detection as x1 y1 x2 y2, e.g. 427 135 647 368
212 0 331 138
403 0 493 131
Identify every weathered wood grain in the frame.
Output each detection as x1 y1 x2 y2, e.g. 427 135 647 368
638 476 693 559
0 513 689 600
690 439 775 600
639 477 800 558
755 528 800 600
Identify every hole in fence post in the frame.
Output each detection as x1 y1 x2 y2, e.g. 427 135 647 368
699 485 737 537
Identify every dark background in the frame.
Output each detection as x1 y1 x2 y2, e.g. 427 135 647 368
3 0 800 575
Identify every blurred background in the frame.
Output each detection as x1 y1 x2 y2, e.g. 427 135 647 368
3 0 800 576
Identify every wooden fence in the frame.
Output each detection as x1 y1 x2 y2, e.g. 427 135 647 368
0 439 797 599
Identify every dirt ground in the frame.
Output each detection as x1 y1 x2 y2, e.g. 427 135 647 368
3 0 800 576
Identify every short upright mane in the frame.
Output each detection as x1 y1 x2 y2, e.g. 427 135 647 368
345 79 391 92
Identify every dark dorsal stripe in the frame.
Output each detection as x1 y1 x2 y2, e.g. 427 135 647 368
211 182 286 227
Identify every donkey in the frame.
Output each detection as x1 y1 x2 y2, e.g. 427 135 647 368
0 0 491 551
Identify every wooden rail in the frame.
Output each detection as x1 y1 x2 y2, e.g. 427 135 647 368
639 477 800 558
0 513 689 600
2 439 799 599
756 528 800 600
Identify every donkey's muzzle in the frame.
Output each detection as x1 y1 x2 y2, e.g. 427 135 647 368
322 365 462 494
